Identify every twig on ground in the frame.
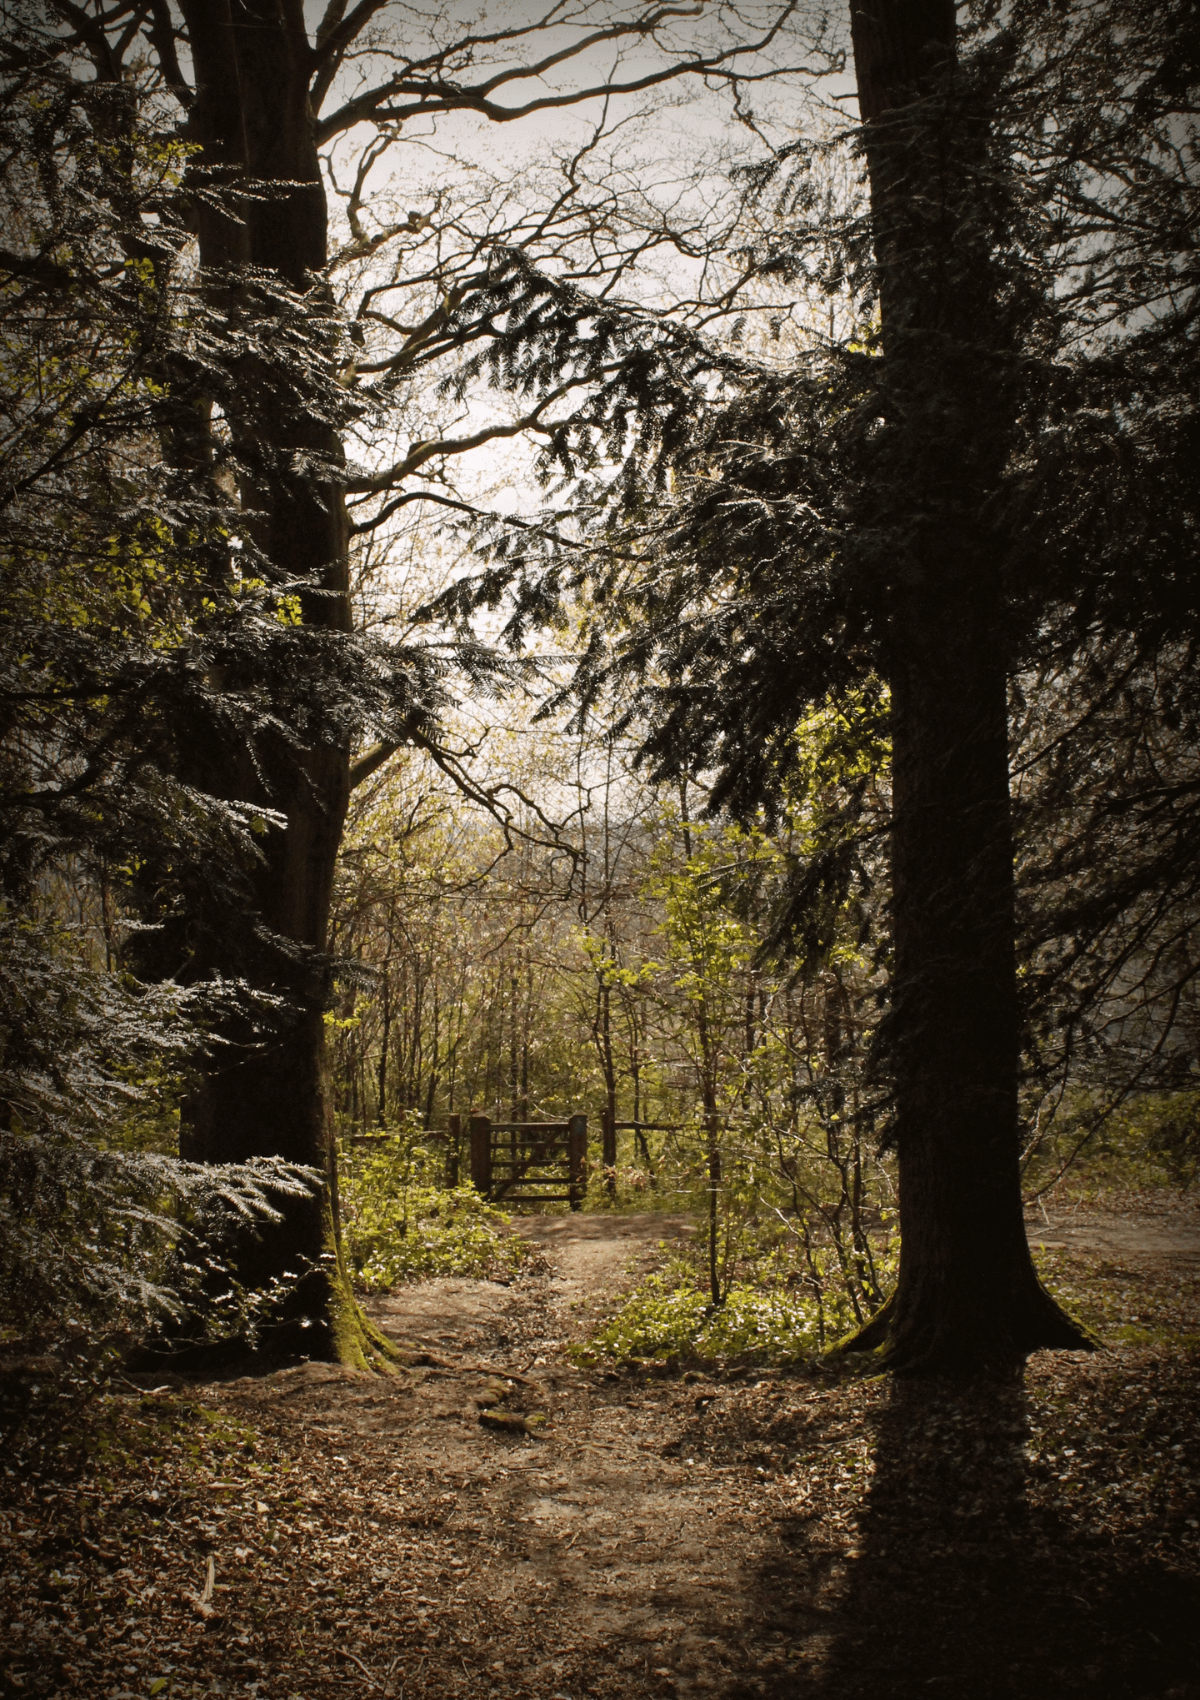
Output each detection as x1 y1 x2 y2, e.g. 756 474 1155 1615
343 1647 380 1687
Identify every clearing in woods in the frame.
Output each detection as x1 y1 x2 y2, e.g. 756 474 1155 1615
2 1200 1199 1699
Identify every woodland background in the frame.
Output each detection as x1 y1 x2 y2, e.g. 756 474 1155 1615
1 0 1197 1370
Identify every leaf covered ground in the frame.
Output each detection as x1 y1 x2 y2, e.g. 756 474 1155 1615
1 1202 1198 1700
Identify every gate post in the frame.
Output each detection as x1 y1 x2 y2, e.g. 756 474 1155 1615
446 1113 461 1188
568 1113 587 1212
469 1113 492 1195
602 1105 617 1198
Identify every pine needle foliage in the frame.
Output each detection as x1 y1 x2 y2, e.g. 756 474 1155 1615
436 0 1199 1125
0 913 316 1347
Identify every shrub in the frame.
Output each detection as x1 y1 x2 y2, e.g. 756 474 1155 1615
1023 1088 1200 1197
339 1128 530 1286
0 912 316 1355
577 1253 870 1369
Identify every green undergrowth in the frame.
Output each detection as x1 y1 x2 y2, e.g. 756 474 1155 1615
1033 1246 1200 1352
574 1253 872 1370
1025 1090 1200 1195
5 1364 267 1484
340 1132 533 1287
346 1180 529 1288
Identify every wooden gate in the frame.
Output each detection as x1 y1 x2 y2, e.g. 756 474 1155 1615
464 1113 587 1211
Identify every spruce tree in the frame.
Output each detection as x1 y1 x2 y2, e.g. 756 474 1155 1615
459 0 1196 1369
19 0 820 1361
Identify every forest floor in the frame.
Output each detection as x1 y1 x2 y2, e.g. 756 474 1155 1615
3 1192 1199 1700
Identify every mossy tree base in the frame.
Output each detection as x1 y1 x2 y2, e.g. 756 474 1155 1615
214 1176 403 1372
298 1260 401 1374
136 1233 402 1376
832 1266 1096 1377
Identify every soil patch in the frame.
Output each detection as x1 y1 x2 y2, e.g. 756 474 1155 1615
2 1204 1198 1700
1026 1192 1200 1263
365 1214 696 1364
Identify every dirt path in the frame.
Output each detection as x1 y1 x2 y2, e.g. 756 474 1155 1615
364 1213 697 1366
5 1206 1198 1700
217 1215 781 1696
196 1205 1198 1699
1026 1196 1200 1263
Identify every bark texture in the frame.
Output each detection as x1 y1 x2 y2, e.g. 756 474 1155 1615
841 0 1091 1372
177 0 382 1367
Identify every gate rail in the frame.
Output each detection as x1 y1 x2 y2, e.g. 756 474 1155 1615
348 1113 588 1211
466 1113 586 1211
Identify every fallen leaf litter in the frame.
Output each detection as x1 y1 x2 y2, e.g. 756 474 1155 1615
1 1201 1197 1699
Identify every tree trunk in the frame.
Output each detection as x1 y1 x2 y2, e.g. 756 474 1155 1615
177 0 389 1368
840 0 1091 1371
600 977 619 1197
377 964 392 1129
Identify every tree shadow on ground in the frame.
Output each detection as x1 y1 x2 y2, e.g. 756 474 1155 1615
732 1370 1199 1700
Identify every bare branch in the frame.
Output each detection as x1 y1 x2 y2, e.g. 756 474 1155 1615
147 0 194 108
314 3 820 143
310 0 392 117
349 723 583 865
344 378 593 495
349 738 401 791
44 0 130 80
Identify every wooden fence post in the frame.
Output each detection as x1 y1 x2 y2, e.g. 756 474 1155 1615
602 1105 617 1198
469 1113 492 1195
568 1113 587 1212
446 1113 461 1188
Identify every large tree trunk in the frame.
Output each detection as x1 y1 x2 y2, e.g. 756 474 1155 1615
176 0 388 1367
841 0 1090 1371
